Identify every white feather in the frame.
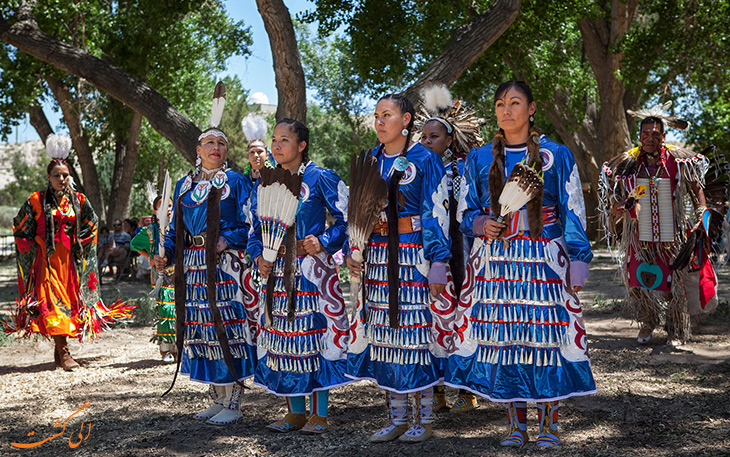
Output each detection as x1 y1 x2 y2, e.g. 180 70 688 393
145 182 157 205
241 113 268 143
46 134 71 160
421 83 453 116
209 97 225 128
257 182 299 262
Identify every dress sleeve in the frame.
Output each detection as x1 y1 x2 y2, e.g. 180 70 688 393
420 153 451 264
130 227 152 254
246 182 263 260
316 169 349 255
219 175 252 250
13 196 38 295
556 144 593 286
459 148 487 238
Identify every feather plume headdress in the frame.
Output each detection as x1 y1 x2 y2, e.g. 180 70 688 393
627 100 690 131
415 83 487 154
198 81 228 142
45 134 71 160
242 113 268 149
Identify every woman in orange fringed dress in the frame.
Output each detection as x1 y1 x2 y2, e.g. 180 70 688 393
9 135 133 370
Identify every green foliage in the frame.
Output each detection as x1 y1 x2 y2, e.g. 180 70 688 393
1 1 252 218
0 146 48 208
305 0 730 159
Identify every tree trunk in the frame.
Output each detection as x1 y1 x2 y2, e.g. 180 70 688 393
27 102 87 196
0 11 200 164
256 0 307 122
106 109 143 223
403 0 522 103
577 0 638 167
44 76 106 221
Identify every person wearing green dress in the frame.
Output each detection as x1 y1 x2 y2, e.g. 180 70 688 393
131 196 176 362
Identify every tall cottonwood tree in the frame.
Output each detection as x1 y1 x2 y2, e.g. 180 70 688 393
0 0 250 222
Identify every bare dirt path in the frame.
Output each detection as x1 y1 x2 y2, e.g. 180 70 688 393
0 250 728 457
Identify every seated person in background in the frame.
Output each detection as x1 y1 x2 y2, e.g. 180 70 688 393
98 226 113 261
101 219 131 269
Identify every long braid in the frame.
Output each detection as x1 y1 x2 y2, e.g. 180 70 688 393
380 93 415 329
449 157 465 297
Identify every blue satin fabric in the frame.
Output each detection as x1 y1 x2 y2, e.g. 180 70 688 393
460 136 592 264
346 143 451 393
255 354 349 396
181 346 256 384
446 136 596 402
250 161 351 397
247 161 348 259
347 349 445 393
165 169 252 261
446 353 595 402
163 168 257 385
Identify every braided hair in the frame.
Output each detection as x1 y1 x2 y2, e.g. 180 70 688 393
377 93 415 329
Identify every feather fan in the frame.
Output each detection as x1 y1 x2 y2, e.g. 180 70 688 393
209 81 226 128
150 171 172 297
496 163 544 227
347 150 388 308
257 167 301 262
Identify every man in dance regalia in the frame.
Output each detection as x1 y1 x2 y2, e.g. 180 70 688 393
600 103 724 346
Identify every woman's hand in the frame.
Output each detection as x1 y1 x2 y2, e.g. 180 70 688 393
152 255 168 272
345 256 363 280
216 236 228 255
572 285 583 293
483 217 507 240
257 256 274 279
429 283 446 297
302 235 323 256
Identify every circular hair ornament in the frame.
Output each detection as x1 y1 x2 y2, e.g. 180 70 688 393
45 134 72 160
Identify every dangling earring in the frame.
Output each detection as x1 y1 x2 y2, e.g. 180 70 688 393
222 160 228 170
401 129 409 137
529 114 535 123
444 148 453 160
195 156 202 174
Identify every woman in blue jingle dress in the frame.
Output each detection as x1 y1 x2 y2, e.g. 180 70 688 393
250 119 350 435
445 81 595 447
346 94 452 443
155 126 259 426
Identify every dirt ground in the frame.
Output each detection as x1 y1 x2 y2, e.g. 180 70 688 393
0 249 728 457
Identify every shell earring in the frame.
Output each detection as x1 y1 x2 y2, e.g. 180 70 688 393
529 114 535 123
401 129 409 136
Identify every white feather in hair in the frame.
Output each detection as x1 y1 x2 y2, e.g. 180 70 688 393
145 181 157 205
421 83 453 117
241 113 268 143
46 134 72 160
209 81 226 128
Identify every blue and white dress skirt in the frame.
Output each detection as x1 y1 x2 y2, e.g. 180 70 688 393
248 161 352 396
164 169 259 385
446 136 597 402
347 142 454 394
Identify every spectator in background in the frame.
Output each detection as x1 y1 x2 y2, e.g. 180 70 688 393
100 219 130 269
98 226 112 261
